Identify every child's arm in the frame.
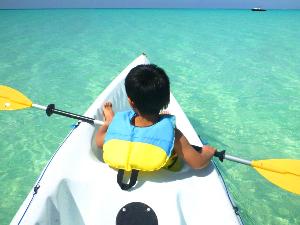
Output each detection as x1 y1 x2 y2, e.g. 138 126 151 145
95 102 115 149
174 128 216 169
95 123 109 149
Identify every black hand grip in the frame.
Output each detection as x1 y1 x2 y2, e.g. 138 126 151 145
46 104 95 125
214 150 226 162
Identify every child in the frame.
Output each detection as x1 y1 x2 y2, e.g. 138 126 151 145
95 64 216 190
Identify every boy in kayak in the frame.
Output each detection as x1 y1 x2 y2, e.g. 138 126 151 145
95 64 216 172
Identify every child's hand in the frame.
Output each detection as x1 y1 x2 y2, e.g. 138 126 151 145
202 145 216 155
102 102 115 125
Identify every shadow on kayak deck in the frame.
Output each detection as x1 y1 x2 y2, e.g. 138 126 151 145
133 163 215 190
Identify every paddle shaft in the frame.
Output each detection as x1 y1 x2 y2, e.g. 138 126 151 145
214 150 251 166
224 154 251 165
32 103 104 126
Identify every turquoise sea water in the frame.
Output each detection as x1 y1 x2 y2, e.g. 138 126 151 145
0 9 299 225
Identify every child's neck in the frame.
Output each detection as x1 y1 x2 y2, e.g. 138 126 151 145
133 114 159 127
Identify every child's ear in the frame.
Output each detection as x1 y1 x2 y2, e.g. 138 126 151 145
128 97 135 108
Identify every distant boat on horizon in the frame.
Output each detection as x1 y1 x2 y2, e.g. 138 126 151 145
251 8 267 11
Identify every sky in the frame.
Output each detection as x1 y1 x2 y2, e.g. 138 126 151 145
0 0 300 9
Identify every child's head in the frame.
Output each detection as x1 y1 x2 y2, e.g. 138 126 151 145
125 64 170 115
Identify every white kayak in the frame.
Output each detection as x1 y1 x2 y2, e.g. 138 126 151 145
11 54 243 225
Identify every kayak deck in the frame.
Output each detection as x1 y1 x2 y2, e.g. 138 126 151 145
11 54 243 225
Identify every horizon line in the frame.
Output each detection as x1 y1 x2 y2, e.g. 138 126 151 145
0 7 299 10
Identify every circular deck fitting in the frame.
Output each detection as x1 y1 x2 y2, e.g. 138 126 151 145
116 202 158 225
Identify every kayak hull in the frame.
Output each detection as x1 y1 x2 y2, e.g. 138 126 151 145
11 54 243 225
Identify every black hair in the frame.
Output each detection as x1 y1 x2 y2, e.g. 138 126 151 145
125 64 170 115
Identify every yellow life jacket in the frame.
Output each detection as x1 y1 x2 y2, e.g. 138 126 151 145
103 110 175 190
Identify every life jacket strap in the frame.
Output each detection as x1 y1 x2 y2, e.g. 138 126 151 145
117 169 139 190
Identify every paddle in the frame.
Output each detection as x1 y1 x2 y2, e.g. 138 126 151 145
0 85 104 126
2 86 299 195
214 150 300 195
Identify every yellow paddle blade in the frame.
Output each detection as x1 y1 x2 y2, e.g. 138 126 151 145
252 159 300 195
0 85 32 110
